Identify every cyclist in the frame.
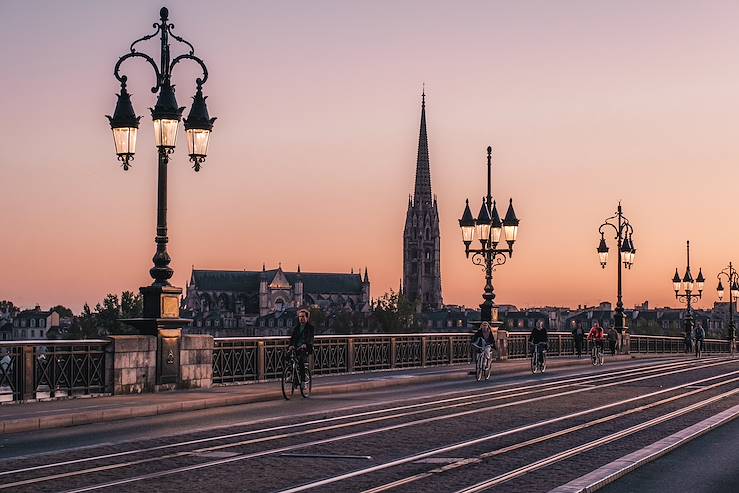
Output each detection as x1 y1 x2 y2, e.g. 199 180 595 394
694 322 705 357
528 320 549 364
588 321 606 361
289 308 315 385
471 321 497 363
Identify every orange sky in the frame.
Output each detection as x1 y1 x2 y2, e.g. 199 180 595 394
2 1 739 313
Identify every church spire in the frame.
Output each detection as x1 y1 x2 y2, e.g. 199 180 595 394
413 88 432 206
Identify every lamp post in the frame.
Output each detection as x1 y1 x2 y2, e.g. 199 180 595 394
107 7 215 343
458 146 519 323
716 262 738 355
596 202 636 338
672 240 704 340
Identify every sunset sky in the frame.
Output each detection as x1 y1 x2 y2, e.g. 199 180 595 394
2 1 739 313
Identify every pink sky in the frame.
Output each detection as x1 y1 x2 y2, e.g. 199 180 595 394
2 1 739 313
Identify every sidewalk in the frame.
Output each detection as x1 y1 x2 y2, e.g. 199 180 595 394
0 354 678 434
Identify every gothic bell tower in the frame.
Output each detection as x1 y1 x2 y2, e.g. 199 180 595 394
403 91 443 311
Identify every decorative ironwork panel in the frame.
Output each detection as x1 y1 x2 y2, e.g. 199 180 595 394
313 338 348 375
508 333 528 359
33 343 106 398
0 345 22 402
394 337 423 368
353 337 391 371
264 339 290 380
213 339 258 384
450 335 471 363
704 339 729 353
426 337 451 365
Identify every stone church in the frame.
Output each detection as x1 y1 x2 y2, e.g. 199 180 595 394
182 265 370 332
403 92 443 311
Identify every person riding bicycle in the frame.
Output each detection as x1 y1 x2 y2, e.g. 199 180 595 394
588 321 606 356
289 309 315 384
694 322 706 355
471 321 497 356
528 320 548 361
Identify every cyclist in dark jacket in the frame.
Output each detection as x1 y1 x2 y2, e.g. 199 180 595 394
290 309 315 382
529 321 549 360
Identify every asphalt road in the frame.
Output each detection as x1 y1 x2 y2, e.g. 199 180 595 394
1 357 737 493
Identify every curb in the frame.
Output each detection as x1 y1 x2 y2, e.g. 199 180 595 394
0 354 679 435
548 403 739 493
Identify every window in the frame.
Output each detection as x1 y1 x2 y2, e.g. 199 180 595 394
31 319 36 328
21 330 26 338
21 319 26 328
40 330 44 338
31 330 35 338
40 319 45 328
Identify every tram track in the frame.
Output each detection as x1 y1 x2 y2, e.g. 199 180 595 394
0 358 698 480
277 375 739 493
359 374 739 492
2 358 734 492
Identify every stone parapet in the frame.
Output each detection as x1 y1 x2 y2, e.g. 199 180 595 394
106 335 157 394
179 335 214 389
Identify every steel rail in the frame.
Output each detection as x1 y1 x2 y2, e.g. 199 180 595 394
0 358 692 480
4 360 699 489
454 387 739 492
274 363 739 493
45 359 735 493
361 374 739 492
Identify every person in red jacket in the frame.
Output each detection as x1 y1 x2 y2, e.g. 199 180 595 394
587 321 606 354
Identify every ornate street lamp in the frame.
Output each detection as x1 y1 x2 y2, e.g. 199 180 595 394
716 262 738 355
458 146 520 323
596 202 636 338
107 7 215 346
672 240 704 339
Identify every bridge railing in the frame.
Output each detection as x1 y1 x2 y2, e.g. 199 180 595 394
0 340 108 403
212 333 472 385
1 332 732 401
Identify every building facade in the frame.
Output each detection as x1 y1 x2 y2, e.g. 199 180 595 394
182 265 370 334
12 306 60 340
403 92 443 312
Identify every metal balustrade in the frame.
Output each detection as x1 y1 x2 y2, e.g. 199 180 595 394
0 340 108 403
1 333 733 401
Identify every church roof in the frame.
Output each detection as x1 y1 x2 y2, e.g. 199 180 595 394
191 269 364 294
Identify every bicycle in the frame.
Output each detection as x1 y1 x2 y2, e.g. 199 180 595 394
472 340 493 381
590 341 605 366
530 342 547 374
281 347 312 400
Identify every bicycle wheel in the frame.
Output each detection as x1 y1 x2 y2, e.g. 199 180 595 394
281 364 295 400
540 353 546 373
300 367 312 398
531 352 537 374
476 355 484 381
599 349 605 365
482 354 492 381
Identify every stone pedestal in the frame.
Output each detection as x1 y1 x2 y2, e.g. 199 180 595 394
106 335 157 394
179 335 213 389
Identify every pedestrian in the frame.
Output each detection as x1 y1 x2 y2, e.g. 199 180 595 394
572 321 585 358
694 322 706 356
607 326 618 355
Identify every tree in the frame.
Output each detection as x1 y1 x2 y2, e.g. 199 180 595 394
50 305 73 318
371 290 416 333
0 300 17 316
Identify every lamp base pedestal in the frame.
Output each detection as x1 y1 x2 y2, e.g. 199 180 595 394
120 284 191 386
